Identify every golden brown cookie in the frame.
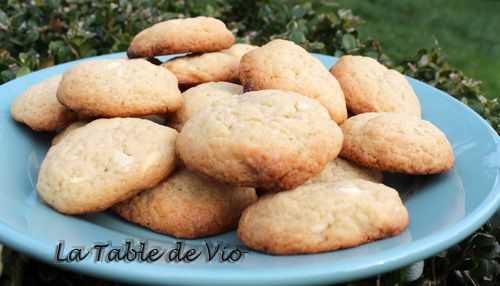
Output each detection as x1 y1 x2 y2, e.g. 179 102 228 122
10 75 76 131
238 179 409 255
57 59 182 118
52 114 170 145
113 168 257 238
162 44 257 85
51 121 88 145
239 39 347 124
330 55 421 117
170 81 243 130
177 89 343 190
306 158 383 185
37 118 178 214
340 112 454 174
127 17 235 58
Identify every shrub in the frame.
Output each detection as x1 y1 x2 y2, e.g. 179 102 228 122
1 1 499 285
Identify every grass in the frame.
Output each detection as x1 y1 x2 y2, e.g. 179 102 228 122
335 0 500 98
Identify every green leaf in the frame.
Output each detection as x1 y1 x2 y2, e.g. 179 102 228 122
291 5 306 19
418 54 429 67
0 8 9 30
470 258 498 282
49 40 74 63
341 33 357 51
15 66 30 77
289 29 306 43
401 261 425 282
472 233 498 247
0 69 15 82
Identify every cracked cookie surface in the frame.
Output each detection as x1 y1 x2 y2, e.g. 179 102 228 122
238 179 408 254
340 112 454 174
177 89 343 190
37 118 178 214
240 39 347 124
170 81 243 130
113 168 257 238
306 157 383 184
330 55 421 117
57 59 182 117
51 121 88 145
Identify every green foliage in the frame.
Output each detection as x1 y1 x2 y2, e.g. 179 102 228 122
0 1 499 285
335 0 500 99
3 0 497 132
0 0 392 83
398 45 500 133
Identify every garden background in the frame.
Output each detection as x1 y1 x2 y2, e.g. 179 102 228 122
0 0 499 285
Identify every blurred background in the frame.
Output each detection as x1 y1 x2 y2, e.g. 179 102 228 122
3 0 497 131
1 0 499 99
337 0 500 98
0 1 499 285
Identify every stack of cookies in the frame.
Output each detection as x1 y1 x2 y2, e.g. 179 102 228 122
10 16 454 255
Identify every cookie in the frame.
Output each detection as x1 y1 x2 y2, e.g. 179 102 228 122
340 112 454 174
330 55 421 117
220 43 258 58
57 59 182 117
177 89 343 190
127 17 235 58
113 168 257 238
238 179 409 255
170 81 243 130
37 118 178 214
162 44 257 85
306 158 382 185
10 75 76 131
51 121 87 145
239 39 347 124
52 114 170 145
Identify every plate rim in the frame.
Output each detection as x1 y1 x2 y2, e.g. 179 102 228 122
0 52 499 285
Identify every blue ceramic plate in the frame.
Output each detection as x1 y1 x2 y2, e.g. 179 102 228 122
0 53 499 286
